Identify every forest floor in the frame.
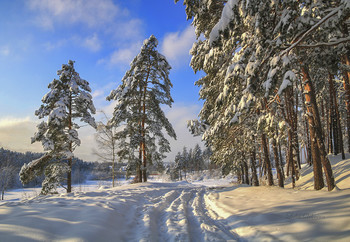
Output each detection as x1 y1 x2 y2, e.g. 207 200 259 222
1 155 350 241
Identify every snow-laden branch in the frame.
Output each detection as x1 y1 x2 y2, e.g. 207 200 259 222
280 7 341 56
293 36 350 48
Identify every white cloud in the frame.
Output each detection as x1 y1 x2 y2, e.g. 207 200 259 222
99 41 142 67
83 33 101 52
161 26 196 67
92 90 104 99
27 0 120 30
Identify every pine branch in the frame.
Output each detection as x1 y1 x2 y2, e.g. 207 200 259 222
292 36 350 48
280 7 341 56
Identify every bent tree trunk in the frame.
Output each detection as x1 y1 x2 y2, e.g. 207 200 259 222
302 65 335 191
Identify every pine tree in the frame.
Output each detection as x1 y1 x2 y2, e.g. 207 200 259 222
20 60 96 194
192 144 204 172
107 35 176 183
177 0 350 191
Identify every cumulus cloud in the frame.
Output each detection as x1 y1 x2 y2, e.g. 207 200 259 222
161 26 196 67
27 0 121 30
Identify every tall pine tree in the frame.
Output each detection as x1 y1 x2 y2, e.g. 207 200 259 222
107 35 176 182
20 60 96 194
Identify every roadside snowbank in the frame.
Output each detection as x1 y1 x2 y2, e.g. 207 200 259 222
205 154 350 241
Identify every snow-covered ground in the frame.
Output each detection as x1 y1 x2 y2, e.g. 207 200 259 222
1 155 350 241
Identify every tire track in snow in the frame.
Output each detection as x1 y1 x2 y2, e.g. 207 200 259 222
181 188 204 242
140 189 180 242
193 188 241 241
137 185 241 242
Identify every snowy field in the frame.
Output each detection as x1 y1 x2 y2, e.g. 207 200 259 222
1 156 350 241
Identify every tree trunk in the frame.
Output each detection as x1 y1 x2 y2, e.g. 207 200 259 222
300 80 312 165
261 133 274 186
67 93 73 193
288 129 296 188
341 54 350 153
250 150 259 186
328 73 345 159
243 159 249 185
293 87 301 170
272 138 284 188
112 149 115 187
278 140 285 177
302 65 335 191
237 166 242 184
284 88 299 182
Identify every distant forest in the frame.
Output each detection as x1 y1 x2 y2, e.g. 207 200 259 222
0 147 126 190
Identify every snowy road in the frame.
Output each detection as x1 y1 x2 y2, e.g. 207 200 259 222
2 177 350 241
0 182 239 242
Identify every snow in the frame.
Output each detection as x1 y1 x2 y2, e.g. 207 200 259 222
277 70 296 95
1 155 350 241
209 0 239 45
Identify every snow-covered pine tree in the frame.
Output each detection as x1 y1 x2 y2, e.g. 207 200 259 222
177 0 350 191
177 0 277 185
107 35 176 183
20 60 96 194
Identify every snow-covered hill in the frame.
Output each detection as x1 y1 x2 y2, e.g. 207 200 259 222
1 155 350 241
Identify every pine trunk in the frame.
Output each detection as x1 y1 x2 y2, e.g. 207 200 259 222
243 159 249 185
302 66 335 191
328 73 345 159
112 149 115 187
341 54 350 153
67 93 73 193
250 150 259 186
261 133 274 186
272 138 284 188
288 129 296 188
293 88 301 170
300 80 312 165
142 85 147 182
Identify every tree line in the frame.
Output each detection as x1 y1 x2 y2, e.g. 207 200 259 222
0 147 101 200
167 144 212 180
177 0 350 191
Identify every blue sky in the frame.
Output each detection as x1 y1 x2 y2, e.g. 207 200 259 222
0 0 203 161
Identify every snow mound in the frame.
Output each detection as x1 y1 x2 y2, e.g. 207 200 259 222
285 153 350 190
